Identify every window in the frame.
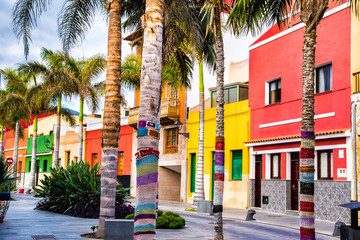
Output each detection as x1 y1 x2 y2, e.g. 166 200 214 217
28 161 31 172
164 128 178 154
232 150 243 180
318 150 333 179
58 158 61 167
268 79 281 104
118 151 124 176
92 153 98 167
316 64 332 93
239 87 249 101
211 86 244 108
43 160 48 172
170 86 179 99
66 151 71 165
190 153 196 193
74 156 78 162
124 110 129 117
271 154 281 179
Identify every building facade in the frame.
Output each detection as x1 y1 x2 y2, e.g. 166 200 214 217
246 2 352 222
187 83 250 208
85 113 133 188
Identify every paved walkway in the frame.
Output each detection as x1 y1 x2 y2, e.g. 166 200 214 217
0 194 338 239
155 199 337 237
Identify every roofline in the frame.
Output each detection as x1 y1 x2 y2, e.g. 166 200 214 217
245 129 350 146
208 82 249 91
249 2 350 51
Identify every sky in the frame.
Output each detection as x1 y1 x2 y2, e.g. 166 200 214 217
0 0 262 113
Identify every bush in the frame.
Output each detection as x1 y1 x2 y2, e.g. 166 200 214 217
34 160 134 218
125 213 134 219
156 211 185 229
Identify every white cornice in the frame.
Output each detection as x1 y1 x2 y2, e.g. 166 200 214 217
249 2 350 51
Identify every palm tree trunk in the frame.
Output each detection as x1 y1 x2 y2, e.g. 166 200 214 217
134 0 164 239
52 97 62 167
0 125 4 159
213 4 225 240
299 25 316 240
27 115 37 194
77 98 84 162
96 0 122 238
299 2 328 239
12 121 20 178
193 59 205 208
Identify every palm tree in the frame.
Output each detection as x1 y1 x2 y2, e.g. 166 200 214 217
65 54 106 162
227 0 341 238
0 68 30 179
131 1 165 238
191 5 216 209
19 48 77 168
12 1 122 236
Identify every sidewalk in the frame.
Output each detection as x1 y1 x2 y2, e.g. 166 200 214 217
154 199 336 237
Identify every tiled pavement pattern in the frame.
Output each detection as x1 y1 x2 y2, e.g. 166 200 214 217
0 194 338 240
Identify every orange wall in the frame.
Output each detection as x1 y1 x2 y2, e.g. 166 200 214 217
85 125 133 175
4 128 28 173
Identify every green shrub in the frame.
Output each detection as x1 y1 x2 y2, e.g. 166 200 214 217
0 156 16 192
125 213 134 219
156 211 185 229
157 210 163 217
34 160 133 218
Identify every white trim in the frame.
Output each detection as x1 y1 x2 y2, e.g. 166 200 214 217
249 2 350 51
246 131 349 147
250 147 255 179
259 112 335 128
24 152 52 157
252 144 347 155
265 154 271 180
346 135 353 182
4 147 27 151
314 152 318 181
286 152 291 180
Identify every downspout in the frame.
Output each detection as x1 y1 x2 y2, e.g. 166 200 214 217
353 102 358 201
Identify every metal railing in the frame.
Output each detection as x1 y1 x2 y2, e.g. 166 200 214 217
353 71 360 93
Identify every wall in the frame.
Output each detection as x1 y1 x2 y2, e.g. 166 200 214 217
158 167 181 201
59 130 82 167
187 100 250 208
249 6 351 140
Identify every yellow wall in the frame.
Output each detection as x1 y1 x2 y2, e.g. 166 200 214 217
351 11 360 92
186 100 250 209
134 85 186 122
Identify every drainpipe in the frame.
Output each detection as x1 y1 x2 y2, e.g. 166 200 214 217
353 102 358 201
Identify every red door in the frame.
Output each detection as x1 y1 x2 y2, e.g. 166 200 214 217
291 152 299 210
255 155 262 207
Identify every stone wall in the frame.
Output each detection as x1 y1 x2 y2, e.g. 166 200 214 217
249 180 255 208
260 180 289 213
315 181 351 223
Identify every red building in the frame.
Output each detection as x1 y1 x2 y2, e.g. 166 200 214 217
246 2 352 222
85 116 133 188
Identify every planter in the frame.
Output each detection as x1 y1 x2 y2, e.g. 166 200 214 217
0 200 10 223
0 193 11 223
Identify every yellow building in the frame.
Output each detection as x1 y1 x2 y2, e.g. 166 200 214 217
187 82 250 209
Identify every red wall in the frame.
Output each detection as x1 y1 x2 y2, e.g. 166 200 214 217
249 7 351 140
85 125 133 175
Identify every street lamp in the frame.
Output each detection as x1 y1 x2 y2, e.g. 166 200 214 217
44 138 53 150
173 119 189 138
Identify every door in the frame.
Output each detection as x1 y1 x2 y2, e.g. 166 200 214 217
35 160 40 186
211 152 215 201
291 152 300 210
255 155 262 207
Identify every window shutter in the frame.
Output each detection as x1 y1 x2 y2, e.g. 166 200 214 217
232 150 243 180
190 153 196 192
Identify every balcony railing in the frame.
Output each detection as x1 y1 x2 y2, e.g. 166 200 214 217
128 98 180 128
353 71 360 93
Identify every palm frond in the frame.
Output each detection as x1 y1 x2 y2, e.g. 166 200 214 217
12 0 52 58
58 0 97 52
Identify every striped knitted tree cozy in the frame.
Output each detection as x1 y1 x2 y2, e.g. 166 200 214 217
299 130 315 240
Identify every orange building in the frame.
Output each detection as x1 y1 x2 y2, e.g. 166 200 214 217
85 114 133 188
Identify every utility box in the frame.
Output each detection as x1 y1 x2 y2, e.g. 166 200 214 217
339 201 360 240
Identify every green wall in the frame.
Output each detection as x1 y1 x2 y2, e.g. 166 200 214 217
25 134 53 173
25 155 52 173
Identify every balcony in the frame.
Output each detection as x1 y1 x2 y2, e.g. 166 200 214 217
353 71 360 94
128 98 180 129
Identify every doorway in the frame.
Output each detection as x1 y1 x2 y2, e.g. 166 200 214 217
35 160 40 186
255 155 262 207
291 152 299 210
